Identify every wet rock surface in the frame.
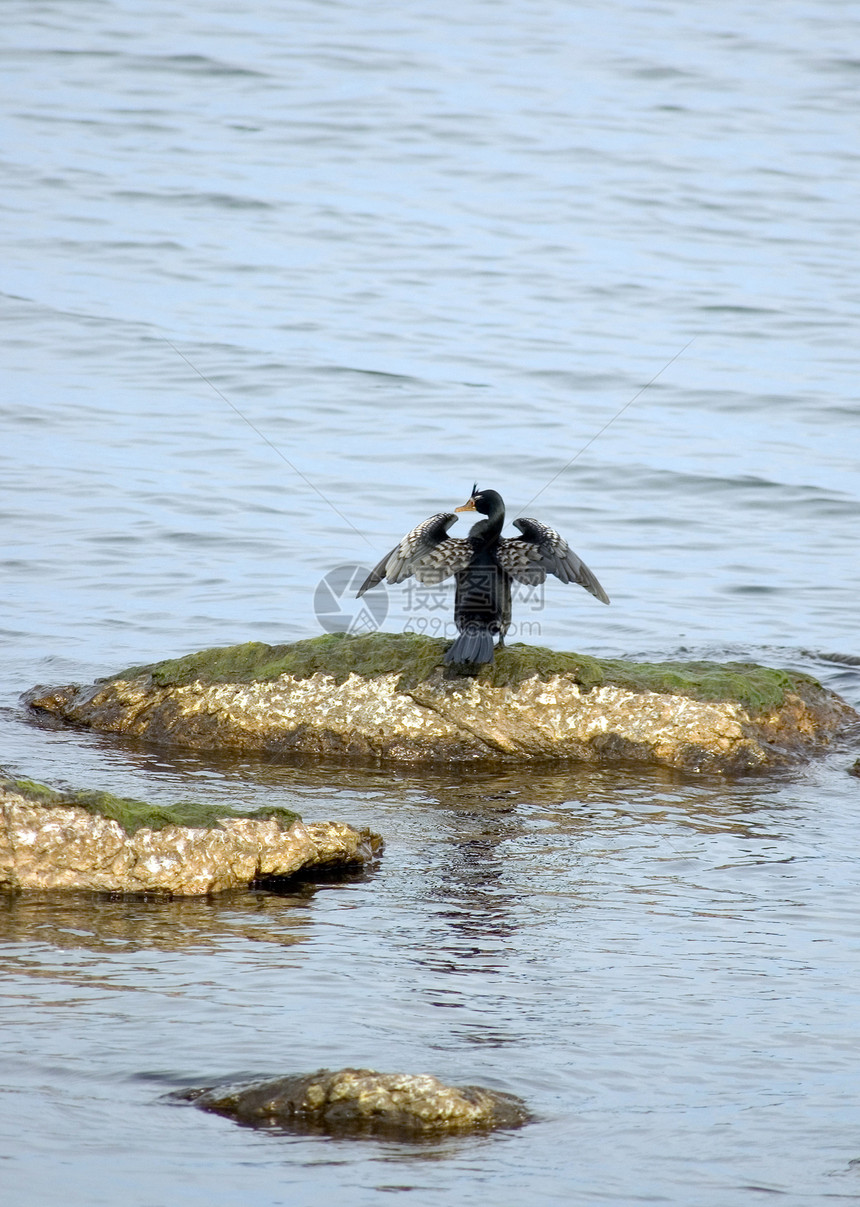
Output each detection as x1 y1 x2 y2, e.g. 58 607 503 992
24 635 858 773
0 781 382 894
180 1068 530 1138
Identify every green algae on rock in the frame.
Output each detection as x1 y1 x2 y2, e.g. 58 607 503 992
115 631 814 712
2 775 299 835
119 633 450 693
24 633 858 773
0 775 382 894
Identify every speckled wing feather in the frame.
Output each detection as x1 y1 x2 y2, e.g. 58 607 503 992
357 513 473 594
498 517 610 604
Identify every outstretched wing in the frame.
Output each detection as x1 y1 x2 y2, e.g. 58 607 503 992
497 517 610 604
356 512 473 595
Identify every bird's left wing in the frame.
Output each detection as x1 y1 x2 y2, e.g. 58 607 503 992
497 517 610 604
357 512 473 595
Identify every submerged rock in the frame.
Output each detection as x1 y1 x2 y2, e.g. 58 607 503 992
181 1068 529 1138
24 633 858 774
0 778 382 894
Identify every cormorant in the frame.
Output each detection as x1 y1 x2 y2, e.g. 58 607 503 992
356 486 609 665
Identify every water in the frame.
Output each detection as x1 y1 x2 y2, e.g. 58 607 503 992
2 1 860 1202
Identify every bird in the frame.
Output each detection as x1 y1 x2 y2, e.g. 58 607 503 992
356 485 609 665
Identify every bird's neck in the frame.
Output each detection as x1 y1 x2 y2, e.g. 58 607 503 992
469 506 504 548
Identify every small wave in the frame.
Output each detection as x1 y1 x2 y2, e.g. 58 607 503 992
111 189 274 211
801 650 860 667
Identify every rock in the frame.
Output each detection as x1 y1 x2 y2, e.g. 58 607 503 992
0 779 382 894
180 1068 529 1138
24 634 858 773
849 758 860 778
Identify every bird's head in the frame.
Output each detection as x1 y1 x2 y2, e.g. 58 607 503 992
455 486 504 516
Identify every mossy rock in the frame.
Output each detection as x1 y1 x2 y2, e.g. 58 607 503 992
1 777 299 835
118 631 817 715
118 633 446 694
26 634 852 773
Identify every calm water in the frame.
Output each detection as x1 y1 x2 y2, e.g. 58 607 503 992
2 1 860 1203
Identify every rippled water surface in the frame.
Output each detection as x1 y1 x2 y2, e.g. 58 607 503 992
2 1 860 1204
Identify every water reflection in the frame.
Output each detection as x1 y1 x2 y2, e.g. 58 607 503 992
32 724 795 818
420 822 520 968
0 726 815 1027
0 883 321 961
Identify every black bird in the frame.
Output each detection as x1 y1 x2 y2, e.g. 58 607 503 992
356 486 609 665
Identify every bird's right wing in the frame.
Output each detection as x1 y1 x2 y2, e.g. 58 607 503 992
356 512 473 595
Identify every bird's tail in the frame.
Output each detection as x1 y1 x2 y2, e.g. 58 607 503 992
443 625 495 666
